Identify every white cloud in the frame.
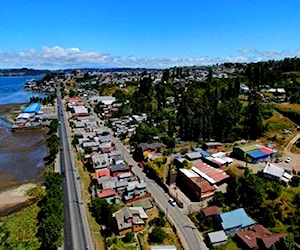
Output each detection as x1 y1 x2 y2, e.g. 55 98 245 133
0 46 299 69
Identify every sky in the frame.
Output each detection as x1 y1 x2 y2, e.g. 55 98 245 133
0 0 299 69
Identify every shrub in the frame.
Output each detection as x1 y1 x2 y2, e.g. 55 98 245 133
149 226 166 243
122 232 133 243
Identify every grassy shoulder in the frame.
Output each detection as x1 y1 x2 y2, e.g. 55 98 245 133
76 156 105 250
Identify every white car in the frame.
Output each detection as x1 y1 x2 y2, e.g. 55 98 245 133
285 157 292 163
169 198 176 206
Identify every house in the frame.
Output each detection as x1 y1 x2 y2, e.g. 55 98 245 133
97 189 116 204
67 96 83 106
263 163 293 184
236 224 284 249
98 177 116 190
92 153 110 169
110 164 130 177
201 206 220 218
185 152 202 161
72 106 89 117
96 168 110 178
113 207 148 236
208 230 228 247
193 147 210 158
203 142 223 151
123 181 147 202
220 208 255 236
137 142 167 160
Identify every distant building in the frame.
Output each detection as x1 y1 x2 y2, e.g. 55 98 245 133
192 162 230 185
232 144 277 163
203 142 223 151
263 163 293 184
72 106 89 117
22 102 41 114
67 96 83 107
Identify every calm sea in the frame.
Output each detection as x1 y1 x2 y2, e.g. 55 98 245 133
0 76 44 104
0 76 48 189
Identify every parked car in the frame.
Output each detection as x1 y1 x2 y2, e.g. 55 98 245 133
138 162 144 168
168 198 176 206
285 157 292 163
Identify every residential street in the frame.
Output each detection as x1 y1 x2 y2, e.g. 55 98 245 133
89 115 207 250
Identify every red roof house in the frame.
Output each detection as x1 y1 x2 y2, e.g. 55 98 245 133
202 206 220 217
236 224 284 249
96 168 110 178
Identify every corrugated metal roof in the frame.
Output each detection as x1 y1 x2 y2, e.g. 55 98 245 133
208 230 227 244
247 149 268 159
193 147 210 157
238 144 258 153
22 102 41 113
220 208 255 230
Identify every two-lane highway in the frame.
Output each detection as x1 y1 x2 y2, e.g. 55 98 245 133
57 93 94 250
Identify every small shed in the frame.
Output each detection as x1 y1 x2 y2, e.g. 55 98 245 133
208 230 228 247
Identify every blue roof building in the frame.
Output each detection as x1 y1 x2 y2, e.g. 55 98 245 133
220 208 255 236
22 102 41 114
193 147 210 158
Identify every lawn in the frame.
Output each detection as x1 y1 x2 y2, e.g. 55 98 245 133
1 203 40 249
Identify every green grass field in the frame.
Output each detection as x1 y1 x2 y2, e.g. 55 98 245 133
1 204 40 249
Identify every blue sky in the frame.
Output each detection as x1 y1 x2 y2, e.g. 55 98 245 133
0 0 299 69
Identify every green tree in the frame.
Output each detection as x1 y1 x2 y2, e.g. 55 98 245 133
244 91 264 139
89 198 118 235
48 119 58 135
290 176 300 187
69 89 76 97
209 191 225 207
122 232 133 243
37 214 64 249
148 226 166 243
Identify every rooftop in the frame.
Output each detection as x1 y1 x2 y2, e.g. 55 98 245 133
208 230 227 244
220 208 255 231
263 163 285 178
202 206 220 217
97 189 116 198
192 162 230 184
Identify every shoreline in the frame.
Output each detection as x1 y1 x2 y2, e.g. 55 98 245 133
0 102 48 191
0 182 38 217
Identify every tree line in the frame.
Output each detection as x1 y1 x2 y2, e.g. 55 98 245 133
36 173 64 249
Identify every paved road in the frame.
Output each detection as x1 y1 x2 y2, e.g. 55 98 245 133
282 132 300 171
57 93 94 250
